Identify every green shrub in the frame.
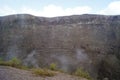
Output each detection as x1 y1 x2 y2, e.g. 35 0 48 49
74 68 92 80
0 61 8 66
0 57 10 66
32 68 56 77
0 57 22 68
49 63 57 70
8 57 21 67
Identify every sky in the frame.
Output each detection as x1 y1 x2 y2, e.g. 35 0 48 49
0 0 120 17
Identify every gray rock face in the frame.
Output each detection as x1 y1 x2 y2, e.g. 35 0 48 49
0 14 120 80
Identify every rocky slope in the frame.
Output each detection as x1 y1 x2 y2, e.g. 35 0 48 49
0 14 120 80
0 66 86 80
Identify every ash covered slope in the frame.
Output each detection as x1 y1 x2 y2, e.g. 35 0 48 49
0 14 120 80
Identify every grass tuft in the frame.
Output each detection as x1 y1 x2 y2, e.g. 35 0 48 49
49 63 57 70
32 68 56 77
74 68 92 80
0 57 21 67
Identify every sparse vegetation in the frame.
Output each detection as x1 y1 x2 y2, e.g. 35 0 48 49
0 57 24 68
49 63 57 70
0 58 7 66
74 68 92 80
8 57 21 67
0 57 92 79
32 68 56 77
49 63 64 73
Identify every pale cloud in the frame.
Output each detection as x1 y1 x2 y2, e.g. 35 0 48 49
0 6 16 16
98 1 120 15
0 5 92 17
20 5 92 17
65 6 91 15
40 5 92 17
1 1 120 17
